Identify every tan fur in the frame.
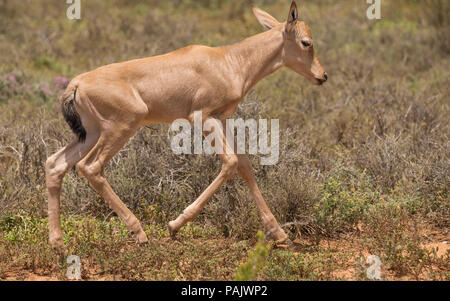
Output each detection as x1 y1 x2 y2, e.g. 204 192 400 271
45 1 326 250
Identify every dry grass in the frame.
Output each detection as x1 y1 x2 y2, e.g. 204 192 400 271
0 0 449 280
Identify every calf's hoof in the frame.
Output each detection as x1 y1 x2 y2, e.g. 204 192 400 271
168 221 178 239
275 237 294 249
135 230 149 244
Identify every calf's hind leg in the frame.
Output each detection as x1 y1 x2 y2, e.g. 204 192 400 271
76 125 148 243
45 134 99 250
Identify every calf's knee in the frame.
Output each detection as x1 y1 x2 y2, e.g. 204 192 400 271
221 156 238 180
45 156 66 187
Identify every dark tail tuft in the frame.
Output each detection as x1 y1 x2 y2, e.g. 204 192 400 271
61 87 86 143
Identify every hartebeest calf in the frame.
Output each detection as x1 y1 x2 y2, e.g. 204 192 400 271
46 1 327 250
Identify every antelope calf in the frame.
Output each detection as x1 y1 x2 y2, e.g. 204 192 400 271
46 1 327 250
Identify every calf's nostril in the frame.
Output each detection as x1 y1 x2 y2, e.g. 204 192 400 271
323 72 328 81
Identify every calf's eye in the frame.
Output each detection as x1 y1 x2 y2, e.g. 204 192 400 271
301 40 311 47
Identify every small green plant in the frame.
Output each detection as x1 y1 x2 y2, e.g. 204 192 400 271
234 231 271 281
313 174 373 236
0 0 448 281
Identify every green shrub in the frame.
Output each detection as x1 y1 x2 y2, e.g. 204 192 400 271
234 231 270 281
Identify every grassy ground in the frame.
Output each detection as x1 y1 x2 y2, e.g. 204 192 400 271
0 0 449 280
